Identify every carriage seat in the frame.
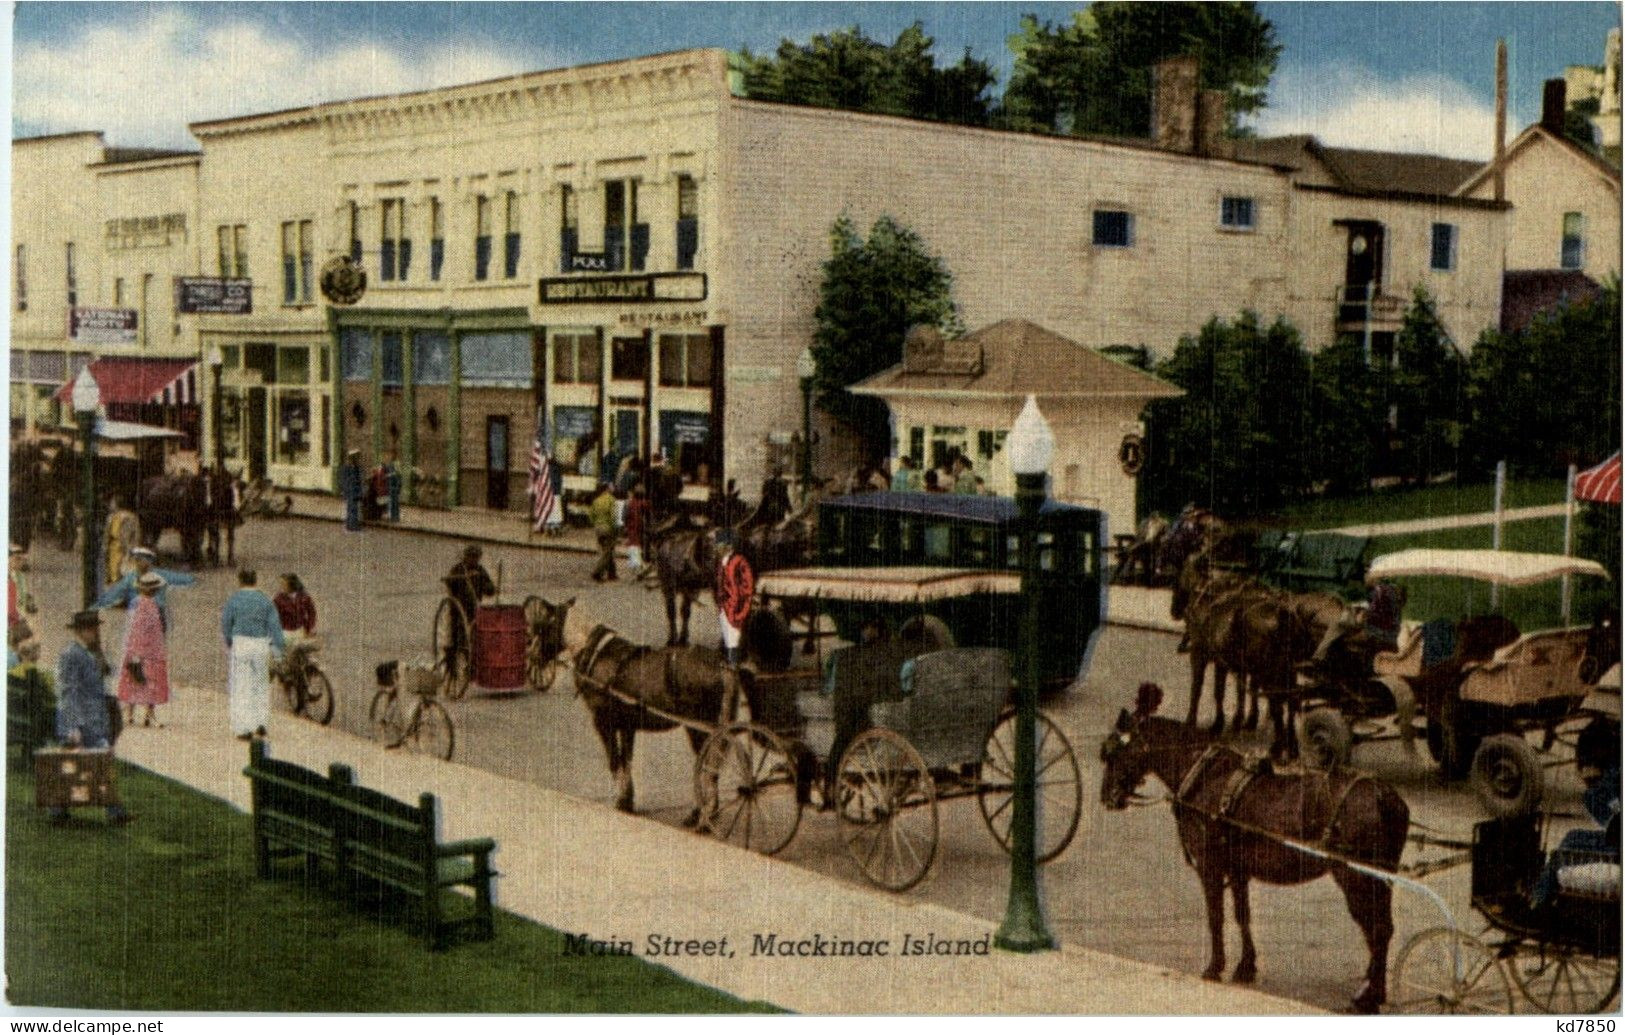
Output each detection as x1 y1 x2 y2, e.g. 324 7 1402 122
1461 627 1592 708
1371 621 1425 679
870 649 1011 771
1558 861 1623 899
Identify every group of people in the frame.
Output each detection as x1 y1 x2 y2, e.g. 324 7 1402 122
887 452 985 495
338 448 405 531
587 452 684 583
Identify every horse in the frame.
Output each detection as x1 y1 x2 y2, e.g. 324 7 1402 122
137 474 213 563
1172 553 1274 733
644 520 716 647
1099 683 1410 1014
536 600 760 819
1112 512 1170 586
202 466 243 567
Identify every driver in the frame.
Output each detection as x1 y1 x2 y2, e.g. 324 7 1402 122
1532 721 1621 911
444 545 496 665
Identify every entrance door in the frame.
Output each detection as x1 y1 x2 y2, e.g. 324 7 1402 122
246 387 268 480
486 416 510 510
1344 222 1384 297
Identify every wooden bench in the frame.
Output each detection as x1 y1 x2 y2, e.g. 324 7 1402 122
1271 533 1369 596
243 742 497 950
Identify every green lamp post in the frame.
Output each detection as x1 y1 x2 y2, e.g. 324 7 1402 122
995 394 1057 953
71 366 101 609
796 346 816 503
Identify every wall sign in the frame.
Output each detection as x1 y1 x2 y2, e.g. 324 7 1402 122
105 214 186 250
174 277 252 314
539 272 707 305
569 252 612 272
320 256 367 305
68 308 138 345
727 364 782 384
1118 433 1146 476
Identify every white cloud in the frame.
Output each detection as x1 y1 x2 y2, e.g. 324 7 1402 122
1251 60 1497 160
13 9 546 147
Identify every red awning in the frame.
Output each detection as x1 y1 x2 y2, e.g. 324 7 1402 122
56 358 197 406
1576 452 1622 505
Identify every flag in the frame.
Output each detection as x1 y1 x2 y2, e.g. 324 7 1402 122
528 432 555 532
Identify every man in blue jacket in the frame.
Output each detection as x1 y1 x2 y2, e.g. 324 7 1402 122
52 610 131 824
221 569 285 740
96 546 195 632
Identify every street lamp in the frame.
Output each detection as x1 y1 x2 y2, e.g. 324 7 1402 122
206 345 225 471
995 394 1056 954
796 346 817 502
71 366 101 609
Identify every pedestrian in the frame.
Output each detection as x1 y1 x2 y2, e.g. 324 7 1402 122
96 547 195 633
273 573 317 642
52 610 131 824
590 483 619 582
544 453 565 536
103 493 141 588
923 469 943 493
116 572 172 729
624 485 650 575
714 528 754 667
339 449 365 532
891 455 923 493
647 450 683 523
10 543 36 620
9 545 36 666
384 450 403 523
221 569 284 741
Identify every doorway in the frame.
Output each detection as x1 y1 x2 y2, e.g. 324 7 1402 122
486 416 510 510
612 407 640 464
246 387 268 480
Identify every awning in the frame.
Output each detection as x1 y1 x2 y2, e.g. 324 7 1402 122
55 357 198 406
1576 452 1622 505
95 418 184 442
757 566 1022 604
1367 549 1609 587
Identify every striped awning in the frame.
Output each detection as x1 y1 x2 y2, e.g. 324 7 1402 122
55 357 198 406
1576 452 1622 505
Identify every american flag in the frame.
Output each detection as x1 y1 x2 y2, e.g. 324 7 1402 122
528 426 555 532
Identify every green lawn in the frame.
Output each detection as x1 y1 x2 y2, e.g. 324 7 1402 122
5 761 779 1013
1275 478 1567 531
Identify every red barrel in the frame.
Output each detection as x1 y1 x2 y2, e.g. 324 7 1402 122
472 604 527 690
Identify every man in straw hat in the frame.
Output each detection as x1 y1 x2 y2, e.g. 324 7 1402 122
52 609 131 824
95 546 195 634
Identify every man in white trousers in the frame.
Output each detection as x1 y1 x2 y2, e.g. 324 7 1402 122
220 569 285 740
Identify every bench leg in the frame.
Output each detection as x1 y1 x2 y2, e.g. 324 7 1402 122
252 829 271 880
423 887 442 952
475 860 495 941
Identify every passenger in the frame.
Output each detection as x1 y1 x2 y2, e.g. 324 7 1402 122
891 455 923 493
1532 721 1621 910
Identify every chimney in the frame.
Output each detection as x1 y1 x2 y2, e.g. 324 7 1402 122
1196 89 1229 157
1494 39 1507 202
1151 55 1199 152
1542 77 1568 133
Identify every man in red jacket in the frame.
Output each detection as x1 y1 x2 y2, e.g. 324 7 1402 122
714 529 753 667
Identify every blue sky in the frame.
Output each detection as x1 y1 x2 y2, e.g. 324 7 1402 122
11 2 1620 158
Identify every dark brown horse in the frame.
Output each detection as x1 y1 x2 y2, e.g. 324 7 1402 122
1172 554 1273 733
644 520 716 647
1100 683 1410 1013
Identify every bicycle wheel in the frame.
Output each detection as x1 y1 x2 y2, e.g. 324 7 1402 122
411 699 455 761
431 598 472 700
303 666 336 726
370 689 406 748
274 669 302 713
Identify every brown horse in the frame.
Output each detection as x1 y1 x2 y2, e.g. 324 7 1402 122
644 520 716 646
1172 554 1273 733
1099 683 1410 1014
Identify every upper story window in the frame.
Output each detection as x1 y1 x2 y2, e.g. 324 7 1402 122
1561 212 1585 270
217 224 248 277
676 174 698 270
1092 210 1135 248
559 185 578 272
474 194 492 281
65 243 76 309
1220 196 1255 231
503 191 521 279
380 199 410 282
347 202 362 264
552 332 600 385
14 245 25 312
429 197 444 281
1430 223 1457 272
281 220 314 304
113 277 125 307
658 332 713 388
604 180 628 271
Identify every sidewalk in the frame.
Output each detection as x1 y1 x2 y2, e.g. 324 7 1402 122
283 490 600 555
113 687 1310 1015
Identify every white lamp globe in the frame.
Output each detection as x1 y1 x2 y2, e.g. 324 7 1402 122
207 345 225 368
796 346 817 380
1008 395 1055 476
70 366 100 415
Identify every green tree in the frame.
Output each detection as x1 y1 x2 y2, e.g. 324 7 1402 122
1566 94 1603 155
1388 288 1467 485
811 214 962 456
738 23 997 125
1141 311 1313 516
1002 2 1281 137
1309 335 1383 496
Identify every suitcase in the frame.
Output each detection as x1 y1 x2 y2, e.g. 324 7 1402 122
34 748 119 810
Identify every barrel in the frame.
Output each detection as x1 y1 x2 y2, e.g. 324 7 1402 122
472 604 527 690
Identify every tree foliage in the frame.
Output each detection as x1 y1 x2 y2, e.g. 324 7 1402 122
1309 335 1383 496
737 23 997 125
1001 2 1281 137
811 215 963 454
1389 288 1468 485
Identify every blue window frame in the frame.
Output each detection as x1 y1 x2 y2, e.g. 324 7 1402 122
1220 196 1255 230
1430 223 1457 271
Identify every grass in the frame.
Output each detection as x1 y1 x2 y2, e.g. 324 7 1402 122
1274 477 1567 531
5 760 779 1013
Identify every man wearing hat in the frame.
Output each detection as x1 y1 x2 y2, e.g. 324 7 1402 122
339 448 366 532
53 610 131 824
444 545 496 641
589 483 619 582
96 546 195 634
714 529 754 667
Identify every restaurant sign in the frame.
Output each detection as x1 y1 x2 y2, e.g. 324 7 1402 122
68 308 138 345
539 272 707 305
174 277 253 315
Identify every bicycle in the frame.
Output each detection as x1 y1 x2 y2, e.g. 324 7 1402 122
271 638 335 725
369 660 455 761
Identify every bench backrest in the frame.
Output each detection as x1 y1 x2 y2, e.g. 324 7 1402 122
244 740 340 825
874 648 1010 770
333 776 436 884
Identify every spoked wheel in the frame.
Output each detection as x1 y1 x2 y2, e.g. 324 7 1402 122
523 596 561 692
1470 734 1544 818
431 597 472 700
977 710 1083 863
1509 945 1621 1014
693 723 802 856
369 689 406 748
411 699 456 762
836 728 938 892
1391 927 1514 1014
303 667 335 726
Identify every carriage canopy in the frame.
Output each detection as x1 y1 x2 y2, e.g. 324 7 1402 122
1366 549 1609 587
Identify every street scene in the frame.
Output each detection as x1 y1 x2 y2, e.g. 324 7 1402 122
7 0 1623 1020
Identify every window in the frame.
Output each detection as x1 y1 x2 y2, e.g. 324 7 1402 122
1561 212 1585 270
604 180 627 271
676 174 698 269
140 274 153 347
559 185 578 272
380 331 403 388
280 220 314 303
503 191 521 279
380 199 410 281
340 327 373 382
1220 196 1255 230
459 331 530 386
14 245 25 312
658 333 713 387
217 224 248 277
299 221 313 302
1093 210 1134 248
413 330 451 385
474 195 492 281
348 202 362 264
429 197 444 281
1430 222 1457 272
611 336 648 382
64 243 76 308
552 333 600 385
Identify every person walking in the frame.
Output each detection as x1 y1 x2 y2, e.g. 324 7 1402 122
103 494 141 588
384 451 403 523
590 483 619 582
714 529 754 667
339 449 365 532
221 569 284 741
52 610 131 824
623 484 650 575
116 572 172 729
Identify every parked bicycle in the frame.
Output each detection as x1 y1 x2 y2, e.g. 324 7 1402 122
271 638 334 725
369 660 455 761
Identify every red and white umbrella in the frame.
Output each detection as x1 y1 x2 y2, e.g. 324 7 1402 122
1575 451 1622 505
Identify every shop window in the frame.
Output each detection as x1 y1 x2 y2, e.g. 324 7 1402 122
552 333 599 385
1093 210 1134 248
474 195 492 281
1220 196 1255 230
1561 212 1585 270
245 343 276 384
611 336 648 382
220 392 244 457
414 330 451 385
381 199 410 281
552 405 600 473
277 347 310 385
64 243 76 309
340 327 373 382
559 185 578 272
1430 223 1457 272
658 333 713 387
676 174 698 269
380 332 404 388
659 409 712 484
277 391 312 466
14 245 24 312
460 330 530 387
429 197 444 281
503 191 521 279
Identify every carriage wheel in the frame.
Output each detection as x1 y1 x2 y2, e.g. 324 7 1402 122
836 728 938 892
369 689 407 748
1391 927 1514 1014
977 710 1083 864
431 597 472 700
303 667 336 726
693 723 802 856
1509 945 1621 1014
1300 708 1354 769
411 699 456 762
1470 734 1544 817
523 596 561 692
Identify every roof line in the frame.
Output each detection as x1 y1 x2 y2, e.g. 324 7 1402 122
1293 181 1510 210
1456 123 1622 195
12 130 104 144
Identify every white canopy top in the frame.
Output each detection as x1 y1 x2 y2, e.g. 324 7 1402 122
757 566 1021 604
95 418 184 442
1366 549 1609 587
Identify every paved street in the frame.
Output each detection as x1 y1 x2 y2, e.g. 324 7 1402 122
19 512 1595 1013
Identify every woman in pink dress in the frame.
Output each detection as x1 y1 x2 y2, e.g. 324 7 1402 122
117 571 171 728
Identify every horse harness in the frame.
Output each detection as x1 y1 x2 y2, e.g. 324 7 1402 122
573 624 702 729
1170 744 1373 863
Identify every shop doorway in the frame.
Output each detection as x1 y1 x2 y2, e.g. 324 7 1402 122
612 407 640 465
246 387 268 480
486 415 510 510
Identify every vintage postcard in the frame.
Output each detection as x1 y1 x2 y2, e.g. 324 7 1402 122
5 1 1621 1024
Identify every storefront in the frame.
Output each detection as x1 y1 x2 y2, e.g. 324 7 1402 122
50 355 203 450
10 349 92 435
204 334 333 490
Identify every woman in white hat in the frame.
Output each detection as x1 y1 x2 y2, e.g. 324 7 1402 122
117 571 172 728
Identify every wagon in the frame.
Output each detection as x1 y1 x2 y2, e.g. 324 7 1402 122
431 579 564 700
